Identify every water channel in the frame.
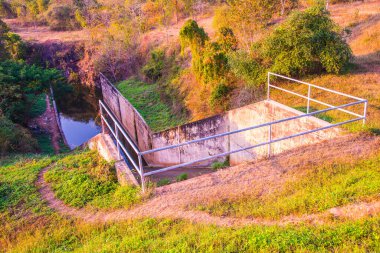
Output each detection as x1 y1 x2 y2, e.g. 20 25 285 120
54 83 102 149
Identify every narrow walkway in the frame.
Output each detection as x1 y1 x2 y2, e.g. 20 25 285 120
37 134 380 227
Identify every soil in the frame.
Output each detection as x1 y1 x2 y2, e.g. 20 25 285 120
30 94 62 154
37 133 380 226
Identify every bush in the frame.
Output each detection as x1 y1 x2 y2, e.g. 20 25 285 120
176 173 188 182
142 49 165 82
46 4 80 31
228 50 267 87
259 6 352 76
210 82 232 108
0 60 65 124
0 116 37 156
157 178 171 187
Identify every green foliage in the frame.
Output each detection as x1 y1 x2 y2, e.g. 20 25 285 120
259 6 352 76
34 132 55 154
211 158 229 171
179 19 209 54
0 19 25 61
176 173 188 182
0 60 65 124
216 27 238 52
117 79 187 132
180 21 238 109
210 82 231 108
294 106 334 123
46 4 81 31
0 116 38 155
228 50 267 87
157 178 171 187
28 93 46 118
142 49 165 82
199 152 380 219
44 150 141 209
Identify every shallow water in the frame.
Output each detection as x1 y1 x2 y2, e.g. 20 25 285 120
55 83 102 149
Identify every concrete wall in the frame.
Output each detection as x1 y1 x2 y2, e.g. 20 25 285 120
100 74 340 169
86 134 139 186
149 100 340 166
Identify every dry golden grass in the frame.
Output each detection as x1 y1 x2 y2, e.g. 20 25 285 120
3 19 88 43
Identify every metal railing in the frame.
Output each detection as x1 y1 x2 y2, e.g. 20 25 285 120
99 73 368 192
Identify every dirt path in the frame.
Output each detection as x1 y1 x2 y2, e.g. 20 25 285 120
37 134 380 227
31 94 62 154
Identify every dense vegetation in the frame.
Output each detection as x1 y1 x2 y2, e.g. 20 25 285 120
0 20 66 155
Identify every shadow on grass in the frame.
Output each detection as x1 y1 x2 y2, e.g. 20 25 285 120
293 106 334 123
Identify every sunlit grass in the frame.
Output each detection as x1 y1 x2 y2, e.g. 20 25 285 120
117 79 188 132
44 150 142 210
197 151 380 219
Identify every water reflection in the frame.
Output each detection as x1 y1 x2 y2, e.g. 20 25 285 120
55 83 102 149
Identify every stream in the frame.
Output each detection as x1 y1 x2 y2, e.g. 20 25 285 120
55 83 102 149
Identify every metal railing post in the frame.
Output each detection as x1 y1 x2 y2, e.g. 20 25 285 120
307 84 311 114
138 154 145 193
268 124 272 157
115 124 121 160
363 101 368 125
267 72 270 100
99 101 105 134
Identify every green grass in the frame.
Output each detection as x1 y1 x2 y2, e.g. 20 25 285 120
33 132 55 154
44 150 141 209
28 93 47 118
2 153 380 251
197 152 380 219
117 79 188 132
294 106 334 123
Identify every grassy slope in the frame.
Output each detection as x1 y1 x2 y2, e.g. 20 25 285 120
44 150 141 210
197 151 380 219
117 79 187 132
1 153 380 252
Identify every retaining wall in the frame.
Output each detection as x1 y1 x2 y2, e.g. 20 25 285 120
100 74 340 168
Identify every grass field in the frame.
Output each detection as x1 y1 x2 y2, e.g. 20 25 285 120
44 150 141 210
117 79 188 132
197 151 380 219
1 153 380 252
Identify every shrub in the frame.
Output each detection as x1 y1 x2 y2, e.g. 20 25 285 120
157 178 171 187
210 82 232 108
211 158 230 171
176 173 188 182
0 60 65 124
228 50 267 87
259 6 352 76
46 4 80 31
0 116 37 155
142 49 165 82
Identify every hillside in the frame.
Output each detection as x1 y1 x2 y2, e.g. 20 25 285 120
1 0 380 251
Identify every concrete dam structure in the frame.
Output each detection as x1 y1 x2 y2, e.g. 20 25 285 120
94 73 367 188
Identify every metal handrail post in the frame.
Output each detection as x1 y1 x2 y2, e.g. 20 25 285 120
363 101 368 125
268 124 272 157
267 72 271 100
99 101 105 134
307 84 311 114
138 154 145 192
115 124 121 160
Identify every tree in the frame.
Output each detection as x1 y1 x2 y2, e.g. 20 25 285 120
259 6 352 76
213 0 276 49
